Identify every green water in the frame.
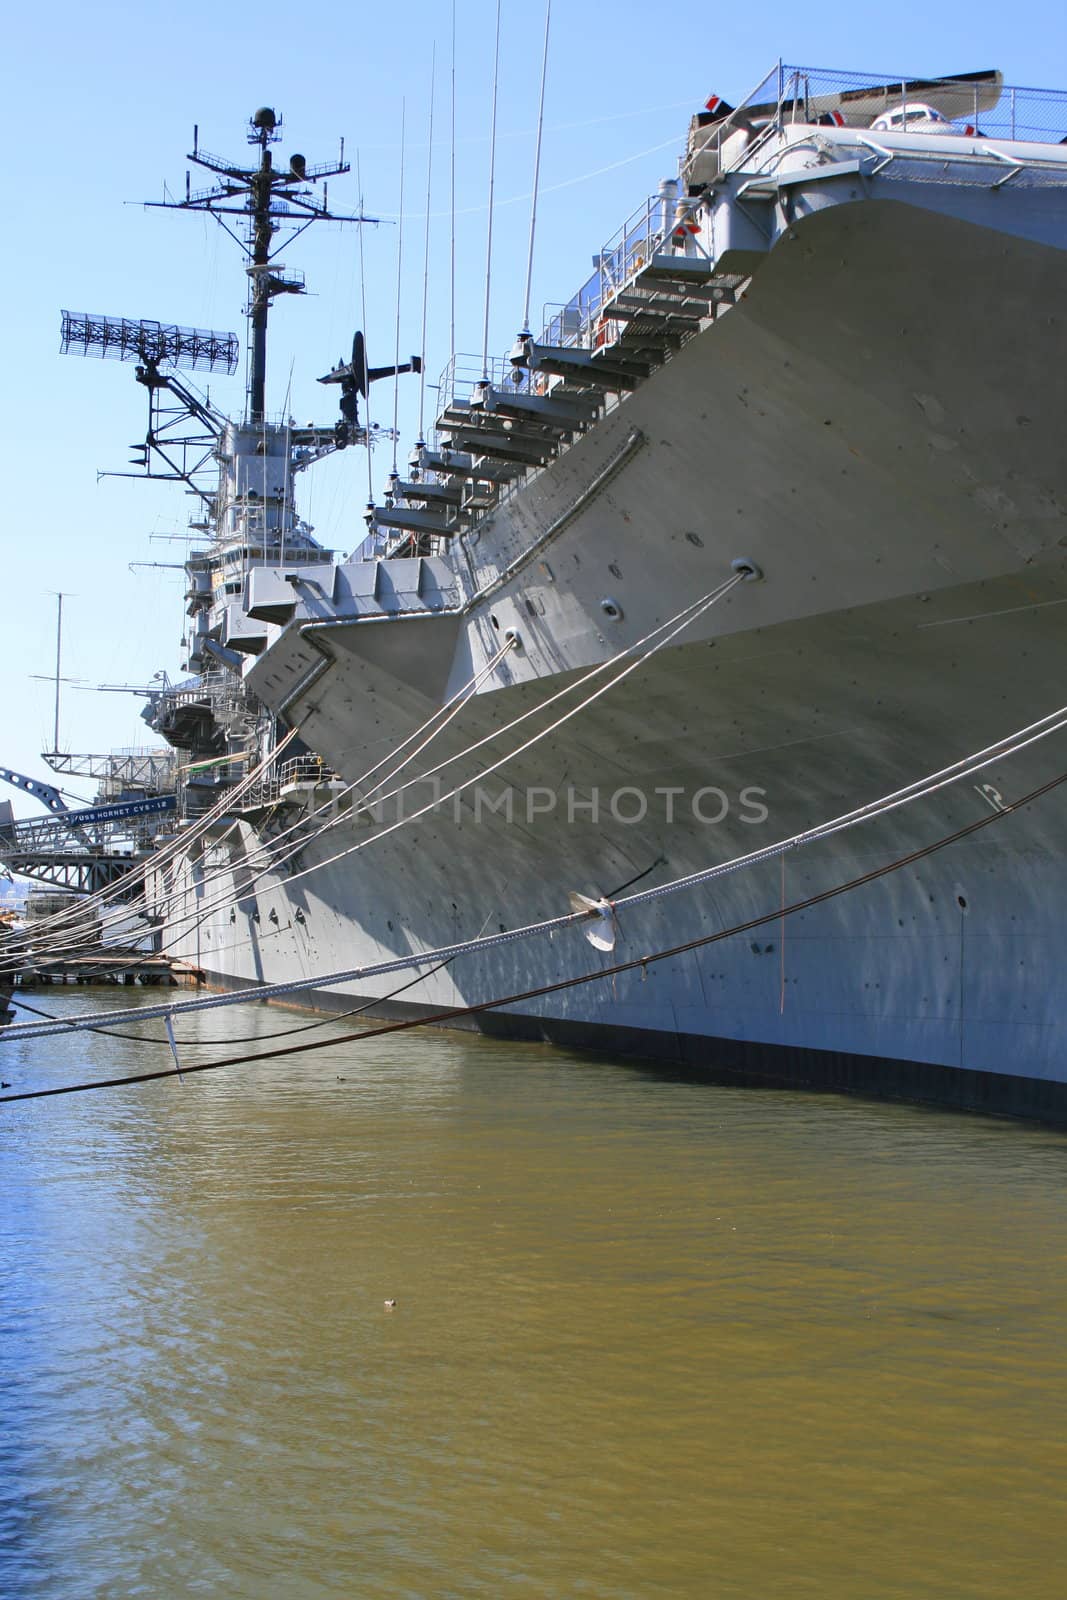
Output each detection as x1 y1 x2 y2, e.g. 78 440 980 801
3 993 1067 1597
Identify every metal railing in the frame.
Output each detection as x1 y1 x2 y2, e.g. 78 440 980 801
423 60 1067 516
236 754 343 811
687 64 1067 190
278 756 341 789
0 805 169 857
436 187 710 421
774 64 1067 144
152 670 253 719
534 63 1067 368
542 190 710 356
436 354 526 414
44 748 177 793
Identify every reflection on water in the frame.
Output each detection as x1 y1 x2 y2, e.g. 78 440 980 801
3 992 1067 1598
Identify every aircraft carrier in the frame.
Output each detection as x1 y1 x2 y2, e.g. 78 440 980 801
9 63 1067 1119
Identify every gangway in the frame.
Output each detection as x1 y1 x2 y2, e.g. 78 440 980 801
0 795 176 896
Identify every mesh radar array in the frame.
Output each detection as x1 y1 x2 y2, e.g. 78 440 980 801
59 305 231 504
60 314 238 375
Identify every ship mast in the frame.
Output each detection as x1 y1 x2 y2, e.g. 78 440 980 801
62 109 401 511
246 108 307 423
247 111 276 422
149 106 369 425
54 107 407 812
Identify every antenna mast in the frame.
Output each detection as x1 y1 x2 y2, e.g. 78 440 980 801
147 107 373 424
52 591 64 755
30 593 85 758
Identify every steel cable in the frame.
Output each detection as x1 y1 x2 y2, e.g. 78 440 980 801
5 765 1062 1105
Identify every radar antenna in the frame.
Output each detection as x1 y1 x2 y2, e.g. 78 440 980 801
59 314 238 374
318 330 422 443
60 312 234 502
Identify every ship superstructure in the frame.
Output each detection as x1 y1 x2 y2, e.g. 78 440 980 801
58 106 421 819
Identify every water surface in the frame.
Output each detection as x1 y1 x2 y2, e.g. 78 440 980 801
3 993 1066 1597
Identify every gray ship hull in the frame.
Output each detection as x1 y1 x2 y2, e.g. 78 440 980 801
160 160 1067 1118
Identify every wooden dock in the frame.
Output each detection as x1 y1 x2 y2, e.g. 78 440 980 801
16 948 203 990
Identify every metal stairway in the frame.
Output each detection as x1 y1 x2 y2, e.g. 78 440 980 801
369 247 743 550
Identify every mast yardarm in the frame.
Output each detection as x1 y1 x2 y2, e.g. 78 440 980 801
147 106 373 424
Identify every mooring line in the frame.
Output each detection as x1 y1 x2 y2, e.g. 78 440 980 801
4 699 1064 1044
3 768 1062 1105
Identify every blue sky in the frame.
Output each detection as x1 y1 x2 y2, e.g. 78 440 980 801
1 0 1064 809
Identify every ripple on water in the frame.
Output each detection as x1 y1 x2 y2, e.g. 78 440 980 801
2 991 1067 1597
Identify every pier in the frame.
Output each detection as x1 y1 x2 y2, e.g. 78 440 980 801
14 949 202 991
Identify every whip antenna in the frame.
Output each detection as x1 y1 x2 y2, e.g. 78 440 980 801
520 0 552 340
417 47 436 446
480 0 502 382
356 151 375 515
391 101 407 480
450 0 457 360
